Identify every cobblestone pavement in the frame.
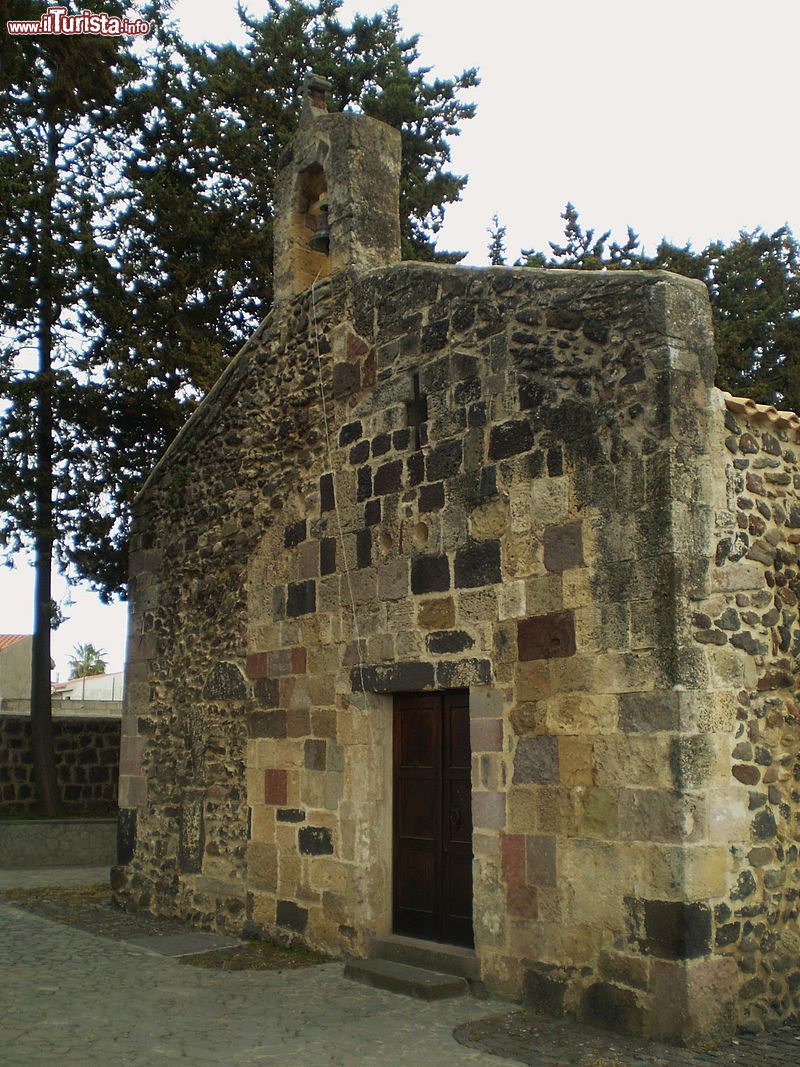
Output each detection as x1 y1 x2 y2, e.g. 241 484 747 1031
3 868 800 1066
454 1010 800 1066
1 871 513 1067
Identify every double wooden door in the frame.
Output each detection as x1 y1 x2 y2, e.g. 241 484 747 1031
392 690 474 948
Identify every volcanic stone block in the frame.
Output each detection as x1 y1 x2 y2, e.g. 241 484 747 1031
425 630 474 654
332 361 359 398
426 439 462 481
254 678 279 707
277 808 305 823
250 712 292 738
357 466 372 501
371 432 391 457
299 825 334 855
580 982 643 1036
523 967 567 1017
356 528 372 568
320 472 335 511
117 808 137 865
631 899 713 960
350 440 370 464
284 519 306 548
339 420 362 446
304 739 326 771
320 537 337 575
488 419 535 460
419 482 445 513
277 899 308 932
407 452 424 485
436 659 491 687
514 736 559 785
543 522 583 571
374 459 403 495
350 661 435 693
454 540 501 588
618 691 681 732
411 553 450 594
203 662 247 700
517 611 576 661
287 579 316 617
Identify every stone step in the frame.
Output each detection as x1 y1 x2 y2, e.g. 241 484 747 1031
343 958 469 1000
368 934 480 982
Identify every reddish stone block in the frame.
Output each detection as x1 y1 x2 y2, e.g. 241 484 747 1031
347 332 369 357
518 611 576 661
291 646 307 674
264 769 287 806
501 833 525 887
246 652 268 679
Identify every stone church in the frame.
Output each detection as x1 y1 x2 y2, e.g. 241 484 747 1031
114 76 800 1044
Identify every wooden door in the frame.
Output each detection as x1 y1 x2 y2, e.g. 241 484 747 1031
393 691 473 948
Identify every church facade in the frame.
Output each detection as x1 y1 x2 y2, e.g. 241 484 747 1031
114 79 800 1044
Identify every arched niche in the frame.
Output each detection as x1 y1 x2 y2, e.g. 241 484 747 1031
289 162 331 294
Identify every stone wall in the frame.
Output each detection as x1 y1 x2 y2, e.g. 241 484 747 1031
698 403 800 1033
0 715 120 814
116 260 759 1043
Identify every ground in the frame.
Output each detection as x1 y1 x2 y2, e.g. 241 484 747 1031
2 867 800 1066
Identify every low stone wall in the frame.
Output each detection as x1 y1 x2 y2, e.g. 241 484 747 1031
0 818 117 869
0 715 121 814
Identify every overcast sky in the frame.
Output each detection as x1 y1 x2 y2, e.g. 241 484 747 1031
1 0 797 677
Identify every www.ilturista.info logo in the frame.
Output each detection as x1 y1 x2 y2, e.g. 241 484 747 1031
6 6 151 36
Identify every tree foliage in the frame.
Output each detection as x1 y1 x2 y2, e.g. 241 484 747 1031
487 213 507 266
68 643 108 679
0 0 148 812
1 0 477 603
518 204 800 410
85 0 478 596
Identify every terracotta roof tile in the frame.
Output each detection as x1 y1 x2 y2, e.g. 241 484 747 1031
721 390 800 439
0 634 29 651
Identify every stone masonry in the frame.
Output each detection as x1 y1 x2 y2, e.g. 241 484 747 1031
113 79 800 1046
0 715 120 814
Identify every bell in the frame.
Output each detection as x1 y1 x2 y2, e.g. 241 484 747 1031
309 199 330 255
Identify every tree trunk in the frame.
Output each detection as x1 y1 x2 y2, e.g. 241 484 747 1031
30 123 60 816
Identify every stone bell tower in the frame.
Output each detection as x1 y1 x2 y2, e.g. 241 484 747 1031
272 74 402 303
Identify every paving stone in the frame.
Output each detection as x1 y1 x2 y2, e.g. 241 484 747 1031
126 932 244 957
4 869 800 1065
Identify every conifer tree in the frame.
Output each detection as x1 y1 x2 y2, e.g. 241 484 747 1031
518 204 800 409
487 214 507 266
0 0 150 811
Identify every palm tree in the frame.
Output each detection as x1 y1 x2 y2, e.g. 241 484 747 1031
68 643 107 679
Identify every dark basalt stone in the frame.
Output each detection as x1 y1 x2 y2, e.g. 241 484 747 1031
411 553 450 594
203 662 247 700
277 900 308 932
299 826 334 855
